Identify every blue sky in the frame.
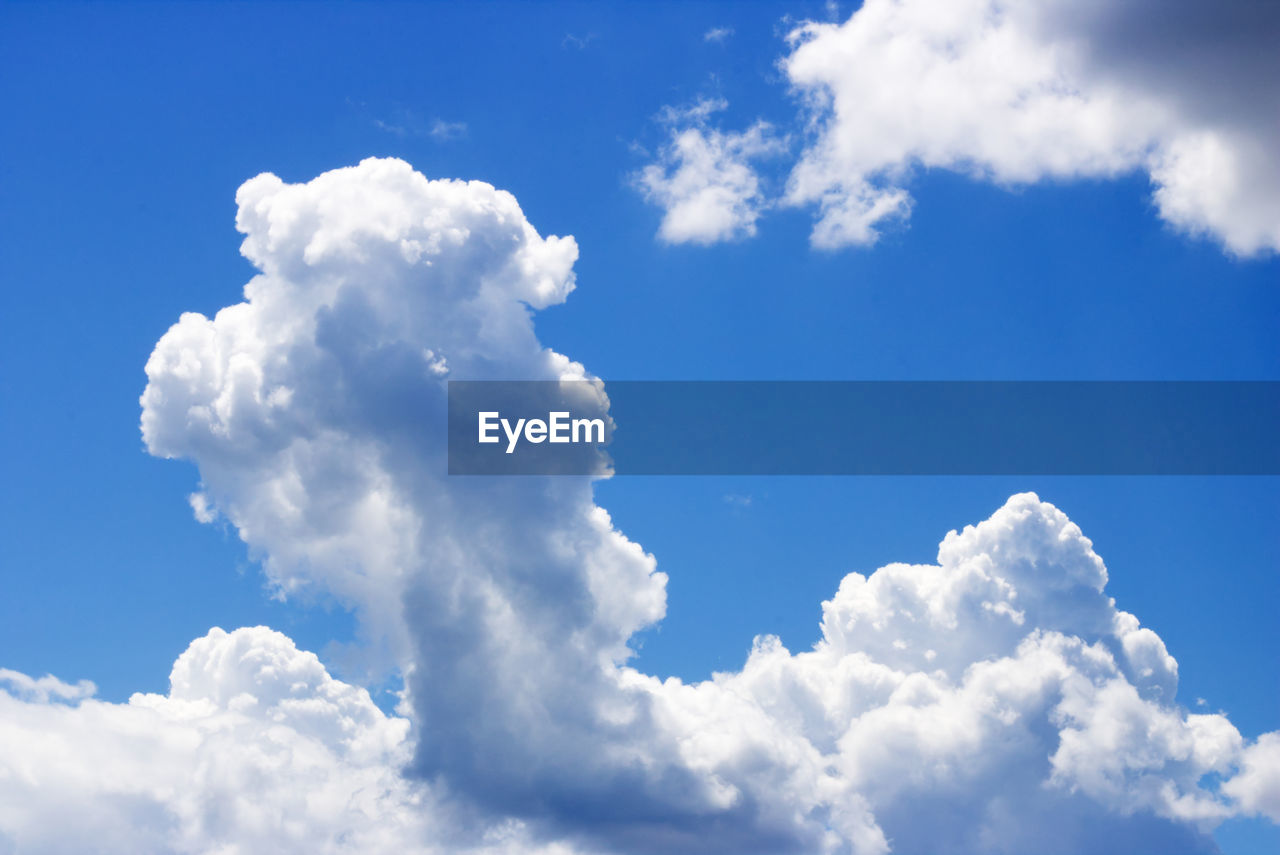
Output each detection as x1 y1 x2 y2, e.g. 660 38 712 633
1 3 1277 854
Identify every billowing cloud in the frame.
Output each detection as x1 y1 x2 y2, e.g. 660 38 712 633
634 99 787 245
1223 733 1280 823
0 626 578 855
783 0 1280 253
140 158 595 671
5 159 1271 853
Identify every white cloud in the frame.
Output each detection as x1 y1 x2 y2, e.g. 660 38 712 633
635 99 787 245
430 119 468 141
7 496 1276 853
781 0 1280 254
704 27 734 44
670 494 1261 851
0 626 583 855
0 669 95 704
372 108 468 142
1223 733 1280 823
3 157 1250 853
140 158 590 666
561 33 595 51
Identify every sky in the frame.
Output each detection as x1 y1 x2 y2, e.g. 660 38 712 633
0 2 1277 854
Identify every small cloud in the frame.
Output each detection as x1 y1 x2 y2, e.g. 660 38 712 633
704 26 734 43
1196 697 1208 707
0 668 96 704
659 96 728 125
189 491 218 524
373 117 410 137
723 493 753 508
561 32 596 50
634 97 788 245
371 108 467 143
429 119 467 141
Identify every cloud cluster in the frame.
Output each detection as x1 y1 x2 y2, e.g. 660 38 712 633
638 0 1280 255
634 99 786 245
5 159 1273 853
644 493 1280 853
135 159 1279 853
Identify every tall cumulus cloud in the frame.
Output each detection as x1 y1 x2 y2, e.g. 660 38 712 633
2 158 1276 854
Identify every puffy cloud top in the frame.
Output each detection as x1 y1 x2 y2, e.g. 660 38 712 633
235 158 577 310
0 628 428 855
784 0 1280 254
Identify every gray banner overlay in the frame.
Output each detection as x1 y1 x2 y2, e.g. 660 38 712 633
447 381 1280 475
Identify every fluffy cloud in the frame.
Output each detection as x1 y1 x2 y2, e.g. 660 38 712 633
644 494 1267 853
0 626 576 855
633 1 1280 255
3 158 1265 853
140 158 594 669
634 99 786 245
1223 733 1280 823
6 501 1274 854
782 0 1280 253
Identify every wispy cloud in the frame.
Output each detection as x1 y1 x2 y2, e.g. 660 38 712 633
371 108 467 142
561 32 596 50
0 669 95 704
428 119 467 141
